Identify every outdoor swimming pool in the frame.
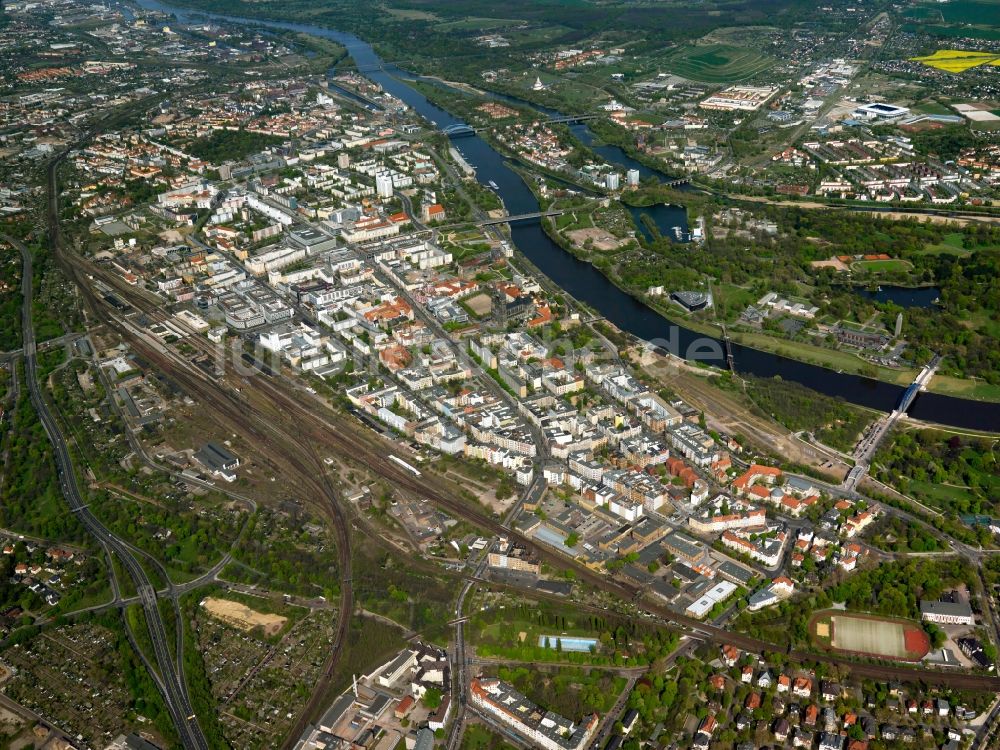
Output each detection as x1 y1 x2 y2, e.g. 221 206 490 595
538 636 598 652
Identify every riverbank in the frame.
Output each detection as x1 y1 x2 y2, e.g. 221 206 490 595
129 0 1000 429
409 78 1000 403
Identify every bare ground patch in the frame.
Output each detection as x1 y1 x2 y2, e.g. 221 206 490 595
202 597 287 637
566 227 626 252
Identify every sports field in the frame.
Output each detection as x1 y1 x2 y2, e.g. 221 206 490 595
853 258 913 273
666 43 775 83
810 611 930 661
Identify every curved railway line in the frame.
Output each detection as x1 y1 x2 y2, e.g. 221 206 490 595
44 140 357 740
35 103 1000 747
68 265 358 744
72 255 1000 695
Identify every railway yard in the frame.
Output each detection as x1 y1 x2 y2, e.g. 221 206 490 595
3 1 1000 748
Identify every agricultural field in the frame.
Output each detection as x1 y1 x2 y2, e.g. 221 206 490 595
937 0 1000 26
664 43 775 82
911 49 1000 73
906 24 1000 41
810 611 931 661
904 0 1000 40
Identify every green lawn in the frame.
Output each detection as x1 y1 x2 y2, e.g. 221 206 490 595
436 16 519 31
905 479 981 509
461 725 518 750
664 43 775 83
853 259 913 273
712 283 757 319
556 211 594 232
926 373 1000 403
921 232 972 256
729 328 917 385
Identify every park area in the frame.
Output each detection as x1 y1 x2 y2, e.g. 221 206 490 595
810 611 930 662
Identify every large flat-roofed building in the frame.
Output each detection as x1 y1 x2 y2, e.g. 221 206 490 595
685 580 738 619
699 85 778 112
671 290 712 313
377 649 417 687
288 226 339 254
470 678 599 750
194 441 239 480
920 599 974 626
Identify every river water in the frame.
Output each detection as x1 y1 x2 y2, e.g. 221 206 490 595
131 0 1000 430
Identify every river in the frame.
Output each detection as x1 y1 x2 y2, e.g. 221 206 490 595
131 0 1000 430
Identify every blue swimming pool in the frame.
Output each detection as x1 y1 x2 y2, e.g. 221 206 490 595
538 636 598 652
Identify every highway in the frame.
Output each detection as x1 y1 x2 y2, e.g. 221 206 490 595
28 93 1000 750
9 233 210 749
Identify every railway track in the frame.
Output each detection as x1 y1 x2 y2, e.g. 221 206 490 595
64 246 1000 695
50 203 359 742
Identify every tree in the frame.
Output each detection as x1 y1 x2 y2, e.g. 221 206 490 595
422 687 443 709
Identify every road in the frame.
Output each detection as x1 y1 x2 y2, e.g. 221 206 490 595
844 356 941 491
446 553 489 750
32 91 1000 750
588 674 638 750
76 251 1000 694
8 233 210 750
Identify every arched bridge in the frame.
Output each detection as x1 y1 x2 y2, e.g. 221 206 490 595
443 114 600 139
443 124 478 138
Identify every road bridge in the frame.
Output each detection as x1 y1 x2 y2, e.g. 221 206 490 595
844 355 941 491
477 209 566 226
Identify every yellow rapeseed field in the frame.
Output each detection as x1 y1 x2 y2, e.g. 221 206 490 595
911 49 1000 72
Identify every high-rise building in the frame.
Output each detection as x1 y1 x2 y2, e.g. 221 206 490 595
895 312 903 338
626 168 640 186
376 172 394 199
337 152 350 169
605 173 620 191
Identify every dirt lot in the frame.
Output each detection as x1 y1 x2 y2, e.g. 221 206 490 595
642 355 849 482
465 292 493 317
566 227 626 251
810 258 849 272
202 597 287 637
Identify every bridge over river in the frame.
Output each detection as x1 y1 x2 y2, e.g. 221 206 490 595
844 355 942 491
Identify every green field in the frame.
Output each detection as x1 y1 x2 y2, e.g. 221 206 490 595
903 0 1000 41
665 43 775 82
906 23 1000 42
436 16 521 31
940 0 1000 26
929 373 1000 402
904 6 943 21
853 258 913 273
